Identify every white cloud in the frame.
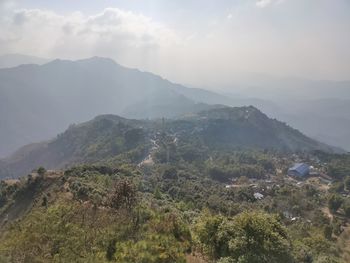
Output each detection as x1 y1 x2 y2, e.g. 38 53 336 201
0 2 349 85
256 0 284 8
0 7 181 61
0 0 15 10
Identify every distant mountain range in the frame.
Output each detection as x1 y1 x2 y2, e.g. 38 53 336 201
0 55 349 158
0 106 339 179
0 54 50 69
219 76 350 151
0 56 226 157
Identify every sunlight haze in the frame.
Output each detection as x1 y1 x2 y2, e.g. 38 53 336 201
0 0 349 86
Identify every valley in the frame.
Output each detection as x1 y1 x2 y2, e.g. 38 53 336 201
0 104 350 262
1 57 349 159
1 1 350 261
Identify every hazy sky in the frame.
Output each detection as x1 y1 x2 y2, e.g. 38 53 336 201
0 0 349 86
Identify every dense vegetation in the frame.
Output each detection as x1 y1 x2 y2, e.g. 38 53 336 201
0 107 337 179
0 108 349 262
0 144 349 262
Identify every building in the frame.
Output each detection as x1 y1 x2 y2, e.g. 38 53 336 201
288 163 310 178
254 193 264 200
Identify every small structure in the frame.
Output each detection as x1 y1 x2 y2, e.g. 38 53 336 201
254 192 264 200
283 211 293 219
288 163 310 178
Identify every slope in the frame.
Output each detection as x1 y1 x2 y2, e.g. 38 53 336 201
0 54 50 69
0 106 340 179
0 57 222 157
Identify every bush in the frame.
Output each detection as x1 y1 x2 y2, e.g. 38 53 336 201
37 166 46 176
196 212 293 263
342 200 350 217
328 194 343 214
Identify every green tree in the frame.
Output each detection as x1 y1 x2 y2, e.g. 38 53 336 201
196 213 225 258
114 235 186 263
41 194 48 207
197 212 293 263
37 166 46 177
109 179 137 210
323 225 332 240
344 176 350 191
154 186 162 199
329 182 344 193
328 194 343 214
342 200 350 218
314 255 340 263
218 212 293 263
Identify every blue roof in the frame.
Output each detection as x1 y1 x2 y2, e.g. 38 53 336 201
288 163 309 176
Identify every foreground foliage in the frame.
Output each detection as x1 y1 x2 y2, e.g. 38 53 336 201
0 147 349 262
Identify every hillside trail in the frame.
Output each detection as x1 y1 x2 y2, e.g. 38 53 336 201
138 139 158 167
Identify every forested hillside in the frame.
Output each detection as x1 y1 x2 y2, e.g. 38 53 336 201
0 106 338 179
0 138 350 262
1 0 349 262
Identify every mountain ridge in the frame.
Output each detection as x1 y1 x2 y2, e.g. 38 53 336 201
0 106 341 179
0 55 349 158
0 54 50 69
0 56 223 157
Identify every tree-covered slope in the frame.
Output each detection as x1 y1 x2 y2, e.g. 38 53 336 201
0 106 339 179
0 149 348 262
168 106 338 153
0 115 150 178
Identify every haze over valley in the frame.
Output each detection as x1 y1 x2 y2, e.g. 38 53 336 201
0 1 350 262
0 54 349 158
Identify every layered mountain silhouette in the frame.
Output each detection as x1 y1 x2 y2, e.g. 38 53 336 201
0 56 349 159
0 54 50 69
0 57 230 157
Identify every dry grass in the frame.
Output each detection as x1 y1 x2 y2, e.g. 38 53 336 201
3 179 20 186
337 225 350 262
186 253 208 263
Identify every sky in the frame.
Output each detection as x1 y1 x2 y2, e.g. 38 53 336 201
0 0 349 86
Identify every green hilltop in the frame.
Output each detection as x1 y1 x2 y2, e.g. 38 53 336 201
0 106 338 179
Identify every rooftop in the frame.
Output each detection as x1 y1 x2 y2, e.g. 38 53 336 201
288 163 310 176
